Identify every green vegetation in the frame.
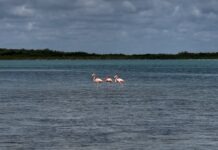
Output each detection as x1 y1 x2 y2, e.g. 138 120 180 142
0 48 218 59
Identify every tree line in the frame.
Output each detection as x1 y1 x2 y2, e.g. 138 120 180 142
0 48 218 59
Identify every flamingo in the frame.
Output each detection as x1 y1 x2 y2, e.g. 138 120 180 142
105 76 113 83
92 73 103 83
114 75 125 84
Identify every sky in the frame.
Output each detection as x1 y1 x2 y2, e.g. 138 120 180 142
0 0 218 54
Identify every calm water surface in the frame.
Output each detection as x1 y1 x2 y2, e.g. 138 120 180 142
0 60 218 150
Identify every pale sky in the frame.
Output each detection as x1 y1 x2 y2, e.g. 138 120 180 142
0 0 218 54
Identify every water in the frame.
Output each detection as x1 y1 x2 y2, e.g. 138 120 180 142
0 60 218 150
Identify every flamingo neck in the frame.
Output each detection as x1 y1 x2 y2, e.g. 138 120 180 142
92 76 96 80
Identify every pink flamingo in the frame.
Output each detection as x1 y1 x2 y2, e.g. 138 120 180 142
92 73 103 83
105 76 113 83
114 75 125 84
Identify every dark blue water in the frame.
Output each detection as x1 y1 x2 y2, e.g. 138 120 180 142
0 60 218 150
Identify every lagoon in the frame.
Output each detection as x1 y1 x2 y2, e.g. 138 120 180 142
0 60 218 149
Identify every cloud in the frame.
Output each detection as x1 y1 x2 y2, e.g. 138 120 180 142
76 0 114 14
0 0 218 53
122 1 136 12
192 6 201 17
12 5 34 17
27 22 35 31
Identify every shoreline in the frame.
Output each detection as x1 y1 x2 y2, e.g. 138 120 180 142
1 48 218 60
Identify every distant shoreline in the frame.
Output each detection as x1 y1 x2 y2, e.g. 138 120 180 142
0 48 218 59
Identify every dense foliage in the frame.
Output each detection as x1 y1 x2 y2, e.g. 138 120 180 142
0 48 218 59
